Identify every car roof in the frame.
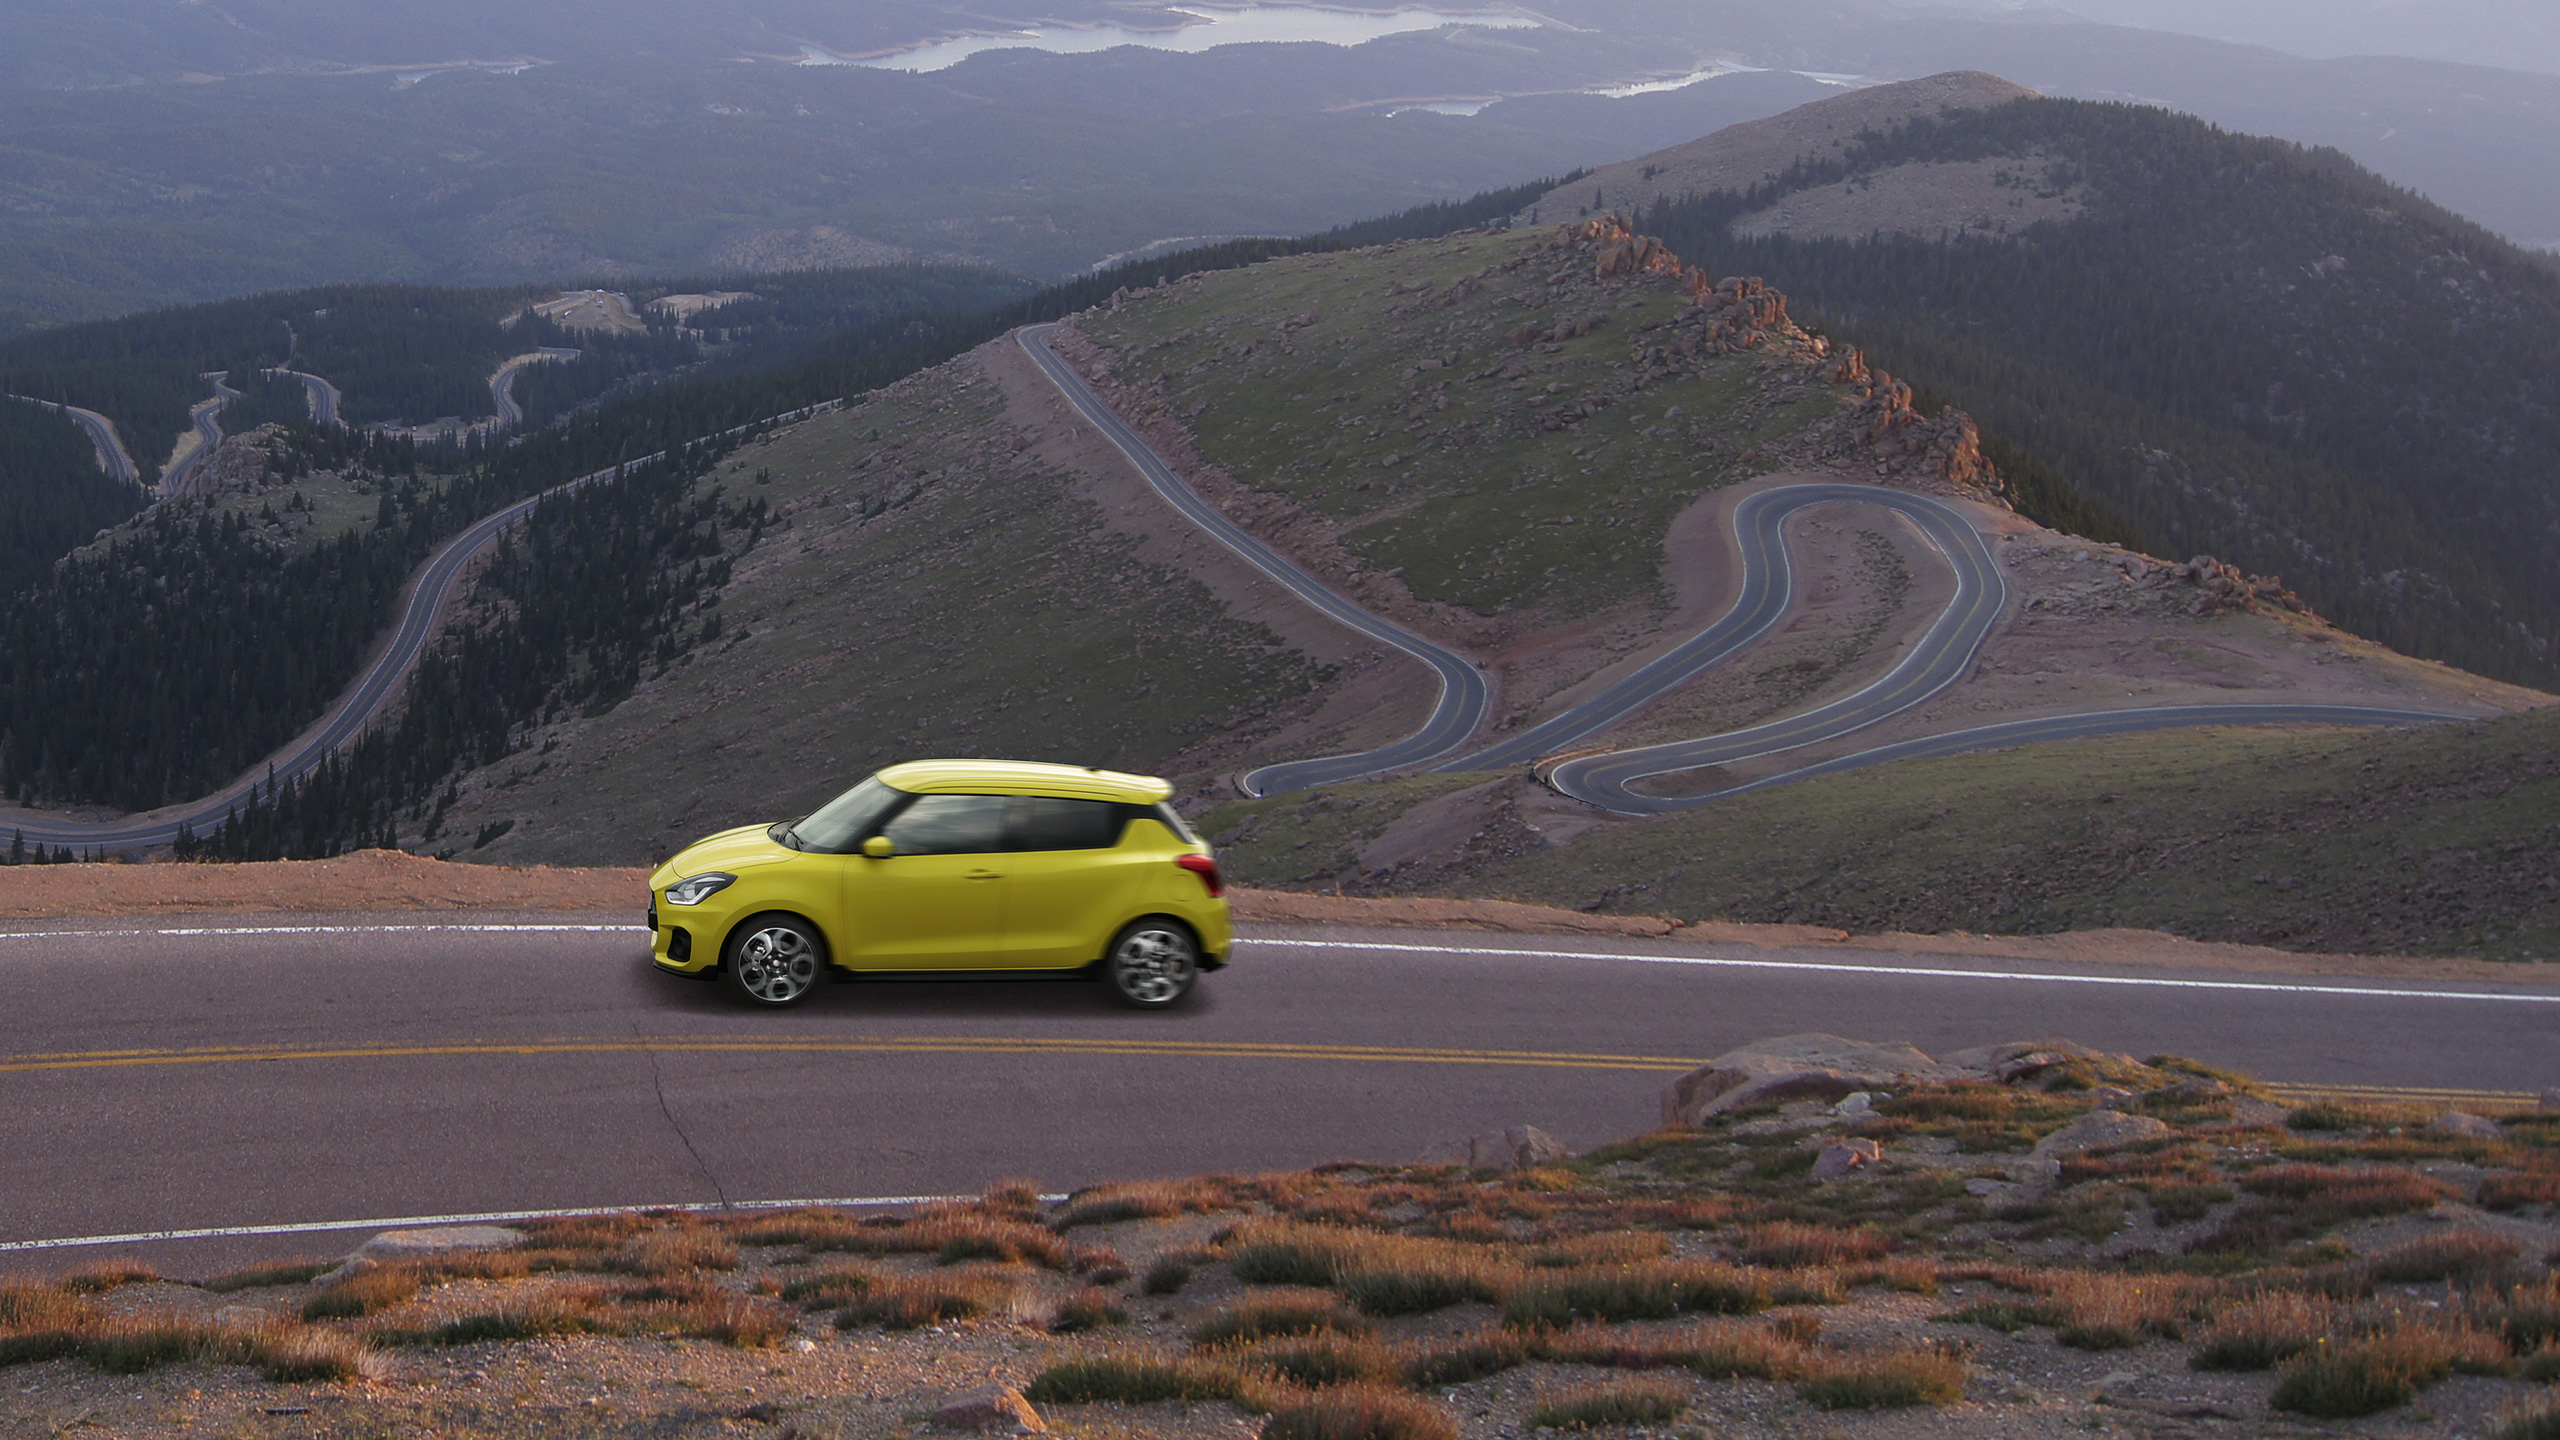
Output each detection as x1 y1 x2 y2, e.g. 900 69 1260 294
876 759 1175 803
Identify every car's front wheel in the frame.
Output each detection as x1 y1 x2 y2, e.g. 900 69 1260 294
724 914 826 1008
1105 918 1198 1009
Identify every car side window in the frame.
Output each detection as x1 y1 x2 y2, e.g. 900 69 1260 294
878 794 1008 856
1008 796 1125 852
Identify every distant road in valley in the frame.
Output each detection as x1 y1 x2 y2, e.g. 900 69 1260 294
1019 325 1491 794
159 371 240 497
268 368 342 425
0 400 842 854
4 395 141 487
490 348 580 428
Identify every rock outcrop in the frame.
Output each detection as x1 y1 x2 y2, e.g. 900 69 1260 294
1661 1033 1965 1126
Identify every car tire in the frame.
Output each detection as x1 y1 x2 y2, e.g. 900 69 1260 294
1105 918 1198 1009
724 914 827 1008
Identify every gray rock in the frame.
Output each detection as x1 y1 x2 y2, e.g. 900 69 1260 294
1940 1037 2116 1075
1662 1034 1961 1127
2031 1109 2174 1160
2226 1096 2292 1127
1832 1091 1876 1116
1812 1137 1883 1180
2430 1111 2504 1140
934 1384 1046 1432
1440 1125 1573 1171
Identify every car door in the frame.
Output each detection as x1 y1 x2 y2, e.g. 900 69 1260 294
840 792 1009 969
1001 796 1152 967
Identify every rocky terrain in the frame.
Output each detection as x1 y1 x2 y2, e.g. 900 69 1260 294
9 1031 2560 1439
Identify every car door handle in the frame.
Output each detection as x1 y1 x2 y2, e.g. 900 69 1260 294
965 869 1003 880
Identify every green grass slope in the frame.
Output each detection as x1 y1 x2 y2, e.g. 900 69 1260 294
1070 221 1880 630
1202 706 2560 961
436 353 1338 868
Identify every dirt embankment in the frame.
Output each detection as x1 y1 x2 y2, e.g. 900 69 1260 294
4 851 2552 988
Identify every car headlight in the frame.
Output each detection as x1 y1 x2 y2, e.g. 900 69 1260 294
664 873 737 906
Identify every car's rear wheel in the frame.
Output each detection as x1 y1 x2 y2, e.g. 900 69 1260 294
725 914 826 1008
1105 918 1198 1009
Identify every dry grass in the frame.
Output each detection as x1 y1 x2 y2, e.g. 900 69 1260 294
1502 1261 1773 1329
608 1228 740 1275
1226 1221 1519 1315
2364 1230 2523 1284
1050 1286 1132 1334
1526 1233 1670 1269
1227 1333 1401 1388
1143 1250 1204 1295
777 1263 876 1311
1192 1290 1373 1348
1796 1347 1969 1409
2191 1290 2339 1370
1530 1375 1692 1429
1542 1319 1813 1380
1024 1355 1256 1406
2035 1271 2209 1350
1261 1384 1459 1440
830 1271 1014 1331
1053 1178 1228 1229
2471 1277 2560 1354
1738 1222 1891 1268
1402 1329 1534 1386
2502 1398 2560 1440
301 1263 422 1320
2482 1167 2560 1212
200 1260 336 1293
2270 1313 2512 1418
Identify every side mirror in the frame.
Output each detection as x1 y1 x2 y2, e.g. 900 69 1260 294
860 836 895 859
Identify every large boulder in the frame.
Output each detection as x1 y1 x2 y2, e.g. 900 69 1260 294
1662 1034 1963 1127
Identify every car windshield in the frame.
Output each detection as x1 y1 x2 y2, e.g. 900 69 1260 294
787 776 905 852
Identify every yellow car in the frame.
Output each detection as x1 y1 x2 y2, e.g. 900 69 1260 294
647 760 1231 1009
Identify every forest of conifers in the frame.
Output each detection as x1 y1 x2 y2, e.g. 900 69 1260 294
1640 97 2560 688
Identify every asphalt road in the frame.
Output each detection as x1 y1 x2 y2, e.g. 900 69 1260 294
268 368 342 425
1 918 2548 1268
490 347 581 428
1018 325 1491 793
1452 484 2003 777
0 401 843 852
159 371 240 497
5 394 139 486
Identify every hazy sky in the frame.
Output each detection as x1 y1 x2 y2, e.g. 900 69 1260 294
1906 0 2560 75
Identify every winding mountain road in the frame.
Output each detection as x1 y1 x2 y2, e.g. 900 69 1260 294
1019 325 1489 795
490 347 581 428
267 368 342 425
0 918 2549 1268
1022 333 2474 806
0 401 843 854
4 395 140 486
159 371 240 497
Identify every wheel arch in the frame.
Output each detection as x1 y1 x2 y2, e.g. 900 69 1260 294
720 908 848 975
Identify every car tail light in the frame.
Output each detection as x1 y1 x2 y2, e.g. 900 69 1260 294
1174 853 1224 897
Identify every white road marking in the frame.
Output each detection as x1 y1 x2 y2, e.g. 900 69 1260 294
1243 937 2560 1005
0 1194 1067 1253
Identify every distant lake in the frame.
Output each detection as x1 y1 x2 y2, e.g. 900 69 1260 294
817 6 1540 73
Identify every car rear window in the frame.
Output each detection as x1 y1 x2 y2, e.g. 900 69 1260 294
1008 796 1123 851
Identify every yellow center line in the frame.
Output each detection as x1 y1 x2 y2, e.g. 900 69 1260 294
0 1038 2536 1110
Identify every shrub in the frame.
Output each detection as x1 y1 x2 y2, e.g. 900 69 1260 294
610 1229 740 1276
2482 1167 2560 1212
1530 1376 1691 1430
2270 1318 2512 1419
1225 1223 1515 1314
2522 1344 2560 1383
1526 1233 1669 1269
1543 1319 1810 1381
252 1325 383 1382
832 1273 1013 1330
2191 1291 2337 1370
81 1317 215 1374
1025 1355 1251 1405
1402 1329 1531 1386
1502 1262 1772 1329
1230 1334 1399 1387
1143 1251 1201 1295
1796 1348 1967 1409
1193 1291 1372 1348
60 1265 159 1294
719 1207 875 1249
1051 1287 1131 1334
779 1264 876 1310
201 1260 336 1293
1261 1384 1458 1440
1841 1258 1940 1295
2470 1276 2560 1353
0 1281 99 1331
2365 1231 2522 1284
302 1264 422 1320
2036 1272 2205 1350
1739 1223 1890 1268
425 1294 607 1345
1053 1179 1224 1229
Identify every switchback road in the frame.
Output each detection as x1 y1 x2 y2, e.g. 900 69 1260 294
0 918 2548 1268
267 368 342 425
159 371 240 497
1020 325 1490 793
